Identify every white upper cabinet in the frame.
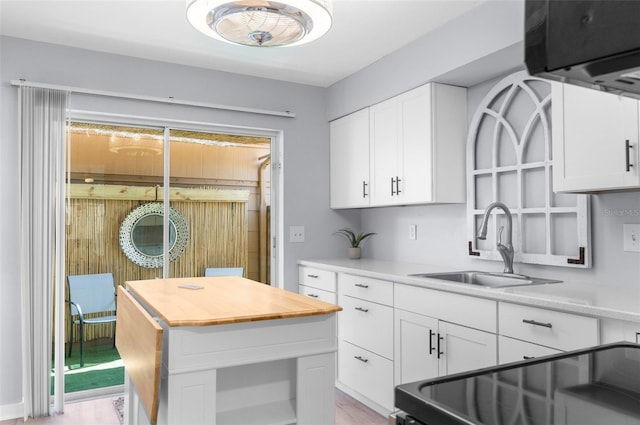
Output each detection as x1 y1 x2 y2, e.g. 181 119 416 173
552 82 640 192
330 108 371 208
330 83 467 209
370 83 467 207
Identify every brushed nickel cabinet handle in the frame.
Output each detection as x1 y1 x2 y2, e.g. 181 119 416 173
362 181 368 198
355 307 369 313
354 355 368 363
626 140 634 172
437 333 444 359
523 319 552 328
354 283 369 288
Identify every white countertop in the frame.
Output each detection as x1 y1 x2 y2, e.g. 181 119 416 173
299 258 640 323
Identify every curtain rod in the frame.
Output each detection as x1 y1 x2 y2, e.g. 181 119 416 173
10 79 296 118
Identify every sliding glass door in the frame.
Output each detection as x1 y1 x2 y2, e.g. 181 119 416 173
58 119 274 399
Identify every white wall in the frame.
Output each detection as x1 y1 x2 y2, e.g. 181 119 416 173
0 35 358 412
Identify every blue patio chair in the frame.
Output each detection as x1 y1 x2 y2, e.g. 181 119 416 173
67 273 117 367
204 267 244 277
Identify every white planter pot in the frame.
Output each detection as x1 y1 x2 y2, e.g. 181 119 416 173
348 247 361 259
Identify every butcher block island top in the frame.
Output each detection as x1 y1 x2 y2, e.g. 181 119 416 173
126 276 342 327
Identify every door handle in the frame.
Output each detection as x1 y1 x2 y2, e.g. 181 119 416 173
362 180 369 198
396 176 402 195
437 333 444 359
429 329 435 355
626 140 634 172
391 177 396 196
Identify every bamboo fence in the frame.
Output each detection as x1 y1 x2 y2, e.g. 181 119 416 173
65 192 248 343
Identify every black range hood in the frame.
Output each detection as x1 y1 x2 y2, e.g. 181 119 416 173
525 0 640 98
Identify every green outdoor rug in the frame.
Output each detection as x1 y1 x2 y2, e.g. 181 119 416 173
51 342 124 394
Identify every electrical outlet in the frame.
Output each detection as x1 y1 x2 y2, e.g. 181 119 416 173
289 226 305 243
409 224 417 240
623 223 640 252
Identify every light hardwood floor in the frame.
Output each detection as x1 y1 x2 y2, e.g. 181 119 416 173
1 389 388 425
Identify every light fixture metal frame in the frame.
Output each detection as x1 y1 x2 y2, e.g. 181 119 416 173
186 0 333 47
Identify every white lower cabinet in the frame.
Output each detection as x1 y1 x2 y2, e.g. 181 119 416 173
298 266 337 304
497 302 599 365
298 262 610 417
394 284 498 386
338 340 394 412
394 309 498 386
337 274 394 412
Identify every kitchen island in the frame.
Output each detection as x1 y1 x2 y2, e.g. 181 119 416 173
115 276 342 425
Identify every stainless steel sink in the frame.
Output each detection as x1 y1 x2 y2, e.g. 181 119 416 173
409 271 561 288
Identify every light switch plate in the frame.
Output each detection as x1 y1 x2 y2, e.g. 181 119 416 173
623 223 640 252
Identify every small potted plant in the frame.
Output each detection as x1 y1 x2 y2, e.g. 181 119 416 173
334 228 376 259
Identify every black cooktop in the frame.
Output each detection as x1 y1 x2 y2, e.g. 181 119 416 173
395 343 640 425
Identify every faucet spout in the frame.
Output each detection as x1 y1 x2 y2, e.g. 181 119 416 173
477 201 514 273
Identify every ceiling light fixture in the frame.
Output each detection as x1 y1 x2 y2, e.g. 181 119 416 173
186 0 333 47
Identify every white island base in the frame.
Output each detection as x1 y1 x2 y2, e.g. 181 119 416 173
123 313 337 425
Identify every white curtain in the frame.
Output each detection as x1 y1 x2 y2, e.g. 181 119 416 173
19 86 68 419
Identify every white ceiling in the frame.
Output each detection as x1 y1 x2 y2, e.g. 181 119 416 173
0 0 484 87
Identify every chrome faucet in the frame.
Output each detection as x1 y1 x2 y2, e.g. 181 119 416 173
477 201 514 274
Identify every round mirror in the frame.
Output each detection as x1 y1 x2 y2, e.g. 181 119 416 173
119 203 189 268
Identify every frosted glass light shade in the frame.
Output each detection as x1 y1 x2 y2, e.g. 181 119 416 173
186 0 333 47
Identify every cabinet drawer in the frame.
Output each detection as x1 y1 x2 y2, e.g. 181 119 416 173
339 295 393 359
338 340 394 412
499 303 599 351
339 274 393 305
498 335 562 365
299 285 336 304
395 284 497 333
299 267 336 292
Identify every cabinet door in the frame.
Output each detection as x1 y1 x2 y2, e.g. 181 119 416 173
394 310 439 385
330 109 370 208
370 97 400 206
553 83 640 192
398 85 432 204
438 322 497 377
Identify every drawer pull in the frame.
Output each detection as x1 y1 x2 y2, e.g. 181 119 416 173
354 355 369 363
355 307 369 313
522 319 553 328
307 274 319 278
354 283 369 288
523 356 535 360
307 294 319 298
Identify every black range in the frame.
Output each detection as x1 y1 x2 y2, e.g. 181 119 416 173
395 342 640 425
